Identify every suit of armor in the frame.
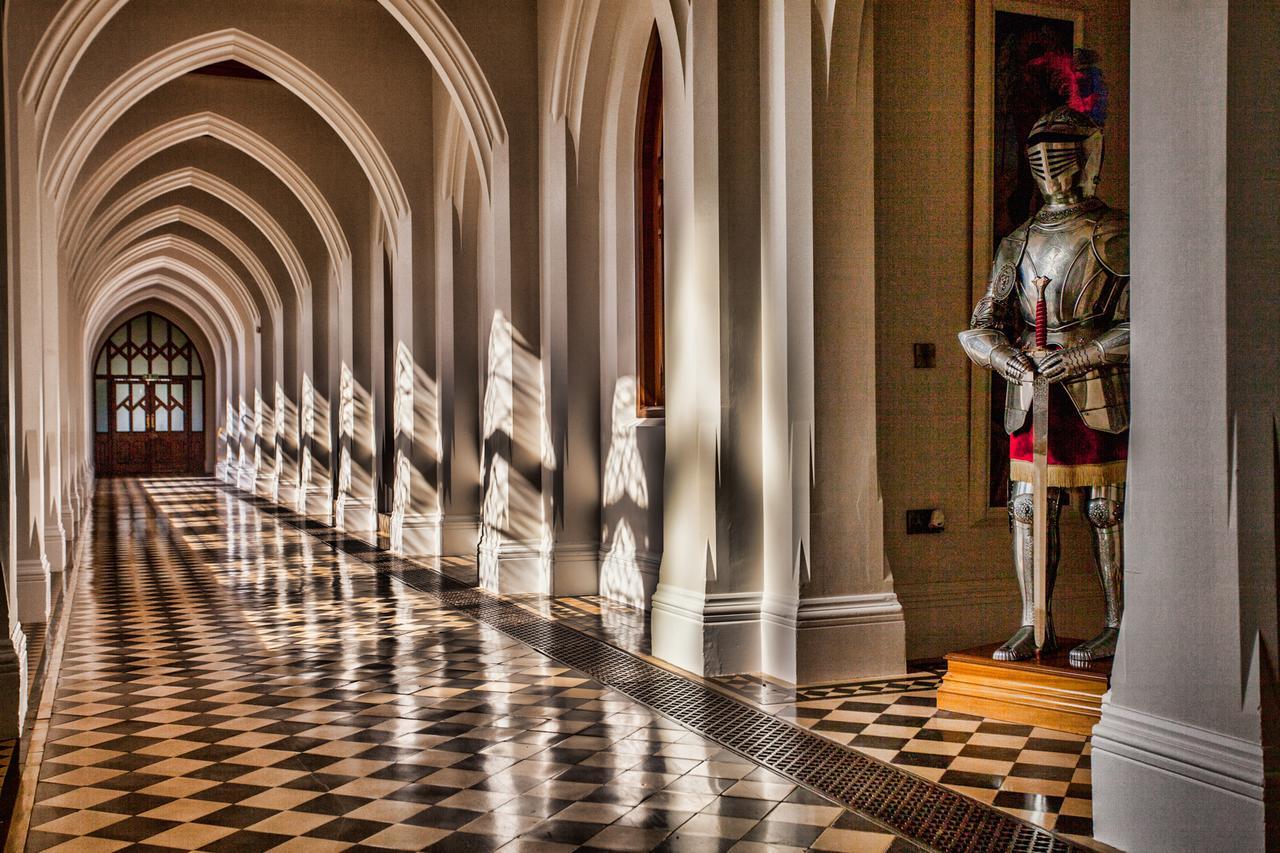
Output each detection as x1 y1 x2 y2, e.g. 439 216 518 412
959 106 1129 666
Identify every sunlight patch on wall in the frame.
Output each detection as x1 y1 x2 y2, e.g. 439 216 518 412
390 449 411 552
335 363 354 528
600 518 646 610
603 377 648 510
394 342 414 440
482 313 513 443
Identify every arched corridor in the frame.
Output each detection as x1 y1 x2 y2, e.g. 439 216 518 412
0 1 1276 851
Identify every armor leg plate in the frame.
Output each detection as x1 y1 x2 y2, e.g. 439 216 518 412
1070 484 1125 666
995 481 1064 661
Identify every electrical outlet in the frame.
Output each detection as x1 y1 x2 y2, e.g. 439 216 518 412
906 508 943 534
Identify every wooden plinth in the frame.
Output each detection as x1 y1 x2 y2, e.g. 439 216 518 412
936 641 1111 735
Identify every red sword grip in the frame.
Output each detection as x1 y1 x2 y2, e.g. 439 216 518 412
1033 276 1050 350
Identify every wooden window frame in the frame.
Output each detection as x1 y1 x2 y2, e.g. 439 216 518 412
635 28 665 418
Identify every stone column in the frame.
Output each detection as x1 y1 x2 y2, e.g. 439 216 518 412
397 98 443 558
474 1 547 594
432 89 482 556
536 2 603 596
1091 2 1280 849
651 1 768 678
802 0 904 683
0 92 30 735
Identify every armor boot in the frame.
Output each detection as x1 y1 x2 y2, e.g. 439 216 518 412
1071 484 1124 665
996 481 1064 661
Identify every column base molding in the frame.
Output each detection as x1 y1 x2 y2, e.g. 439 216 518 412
398 512 443 556
254 470 278 500
796 592 907 683
337 497 376 540
61 507 78 551
1092 699 1267 851
43 520 67 574
549 542 599 597
474 535 597 596
441 514 481 556
276 482 300 509
305 487 332 524
0 624 28 738
16 556 51 623
478 534 547 595
650 584 762 677
598 545 660 611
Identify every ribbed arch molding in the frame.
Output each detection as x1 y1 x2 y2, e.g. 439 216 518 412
85 278 234 396
438 105 470 207
375 0 505 198
80 206 279 327
84 273 247 405
83 236 263 337
42 28 410 246
63 111 349 273
72 167 305 307
25 0 505 201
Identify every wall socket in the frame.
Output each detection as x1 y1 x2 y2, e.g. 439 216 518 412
906 508 944 534
913 342 936 368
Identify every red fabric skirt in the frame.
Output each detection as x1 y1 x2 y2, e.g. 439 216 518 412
1009 383 1128 486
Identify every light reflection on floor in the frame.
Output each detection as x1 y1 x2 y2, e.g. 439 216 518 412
510 599 1097 847
17 478 915 852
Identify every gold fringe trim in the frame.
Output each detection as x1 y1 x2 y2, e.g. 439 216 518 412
1010 459 1128 488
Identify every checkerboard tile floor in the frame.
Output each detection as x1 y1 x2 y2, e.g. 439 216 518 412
779 692 1093 843
505 597 1098 847
17 478 919 852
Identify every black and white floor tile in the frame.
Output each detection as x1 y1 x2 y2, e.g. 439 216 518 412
505 597 1097 847
18 479 920 852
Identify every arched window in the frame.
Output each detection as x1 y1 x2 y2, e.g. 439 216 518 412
379 248 396 515
93 312 205 475
636 27 664 417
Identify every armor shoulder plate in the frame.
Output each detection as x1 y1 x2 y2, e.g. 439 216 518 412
991 223 1030 299
1091 208 1129 278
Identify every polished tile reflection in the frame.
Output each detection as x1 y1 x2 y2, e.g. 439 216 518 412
513 599 1095 845
21 479 915 852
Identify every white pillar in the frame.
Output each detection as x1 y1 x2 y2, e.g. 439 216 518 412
432 98 482 557
651 3 766 678
475 0 547 594
537 11 603 596
801 0 904 682
1091 2 1279 849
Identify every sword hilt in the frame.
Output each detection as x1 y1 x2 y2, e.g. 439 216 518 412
1033 276 1051 350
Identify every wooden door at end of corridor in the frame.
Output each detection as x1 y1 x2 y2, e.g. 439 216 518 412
93 312 206 476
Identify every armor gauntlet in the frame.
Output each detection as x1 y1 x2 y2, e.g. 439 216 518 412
1039 324 1129 382
959 281 1032 382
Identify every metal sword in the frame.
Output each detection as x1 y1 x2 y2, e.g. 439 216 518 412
1031 275 1051 652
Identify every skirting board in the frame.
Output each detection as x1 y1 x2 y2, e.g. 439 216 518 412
650 585 763 677
1092 700 1266 851
794 592 907 683
16 559 51 623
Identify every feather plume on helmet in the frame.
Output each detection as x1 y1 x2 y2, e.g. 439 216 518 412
1024 50 1109 201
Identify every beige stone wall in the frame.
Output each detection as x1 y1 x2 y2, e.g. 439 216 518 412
869 0 1129 659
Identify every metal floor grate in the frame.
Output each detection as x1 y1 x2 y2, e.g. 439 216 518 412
219 487 1083 853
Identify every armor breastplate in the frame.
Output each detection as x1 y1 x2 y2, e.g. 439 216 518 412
1013 214 1125 350
1001 201 1130 435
